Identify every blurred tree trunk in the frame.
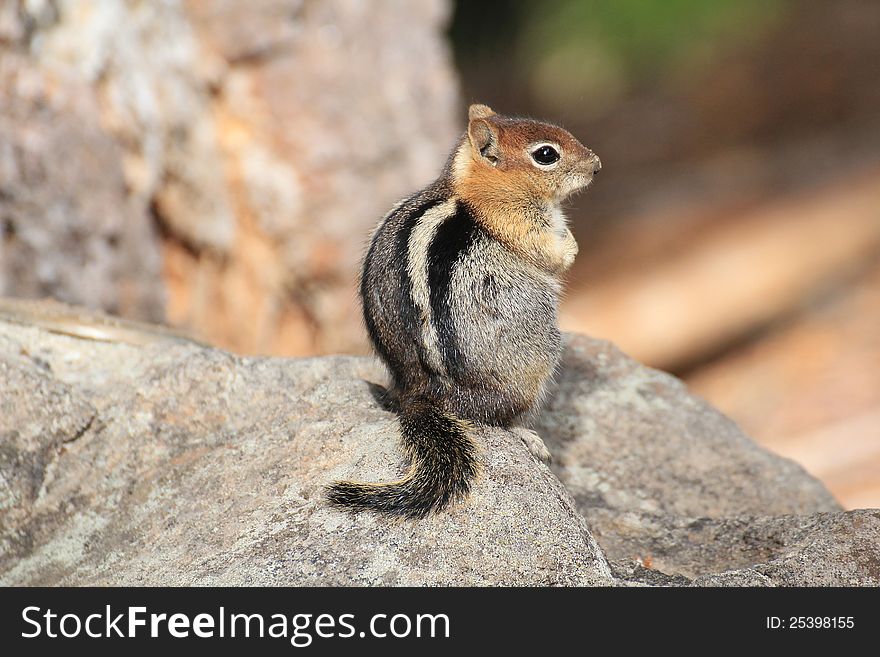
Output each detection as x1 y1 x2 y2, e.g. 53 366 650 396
0 0 459 354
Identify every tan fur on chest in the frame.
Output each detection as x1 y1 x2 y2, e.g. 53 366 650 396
449 106 598 274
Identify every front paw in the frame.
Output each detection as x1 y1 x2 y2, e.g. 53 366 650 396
512 428 552 465
559 228 578 271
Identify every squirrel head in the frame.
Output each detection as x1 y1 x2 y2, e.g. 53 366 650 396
454 103 600 208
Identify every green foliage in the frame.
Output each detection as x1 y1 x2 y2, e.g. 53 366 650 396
453 0 790 115
528 0 787 74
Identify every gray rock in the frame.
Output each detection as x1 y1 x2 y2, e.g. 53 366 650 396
534 335 841 565
531 335 878 585
690 510 880 586
538 335 840 520
0 302 611 586
596 509 880 586
0 301 876 586
0 354 96 529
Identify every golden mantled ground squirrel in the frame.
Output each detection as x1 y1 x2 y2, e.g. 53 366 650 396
327 104 600 517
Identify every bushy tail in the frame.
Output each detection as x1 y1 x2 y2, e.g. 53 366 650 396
326 399 479 518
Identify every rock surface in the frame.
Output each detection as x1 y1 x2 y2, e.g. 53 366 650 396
534 335 848 577
0 301 877 586
0 301 609 586
539 336 841 520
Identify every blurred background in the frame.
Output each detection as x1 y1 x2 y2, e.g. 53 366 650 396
1 0 877 508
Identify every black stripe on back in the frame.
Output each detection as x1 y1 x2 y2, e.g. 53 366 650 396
360 235 394 371
361 195 443 378
395 196 443 337
427 201 480 378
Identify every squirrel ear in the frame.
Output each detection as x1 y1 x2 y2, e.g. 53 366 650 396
467 116 500 165
468 103 496 120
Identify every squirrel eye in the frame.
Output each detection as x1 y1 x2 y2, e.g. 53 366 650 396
531 145 560 166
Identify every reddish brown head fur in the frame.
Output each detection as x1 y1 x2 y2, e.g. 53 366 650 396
454 103 599 214
451 104 599 267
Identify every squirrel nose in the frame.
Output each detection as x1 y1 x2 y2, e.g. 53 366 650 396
584 151 601 174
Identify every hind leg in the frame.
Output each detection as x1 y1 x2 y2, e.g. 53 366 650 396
365 381 400 412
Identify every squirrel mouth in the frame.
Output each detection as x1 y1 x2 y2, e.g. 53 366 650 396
557 172 595 201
